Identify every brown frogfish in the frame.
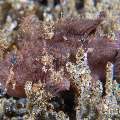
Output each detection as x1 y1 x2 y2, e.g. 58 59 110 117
0 14 119 98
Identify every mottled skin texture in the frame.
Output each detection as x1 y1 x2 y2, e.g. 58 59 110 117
87 36 119 96
0 15 119 98
113 31 120 83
